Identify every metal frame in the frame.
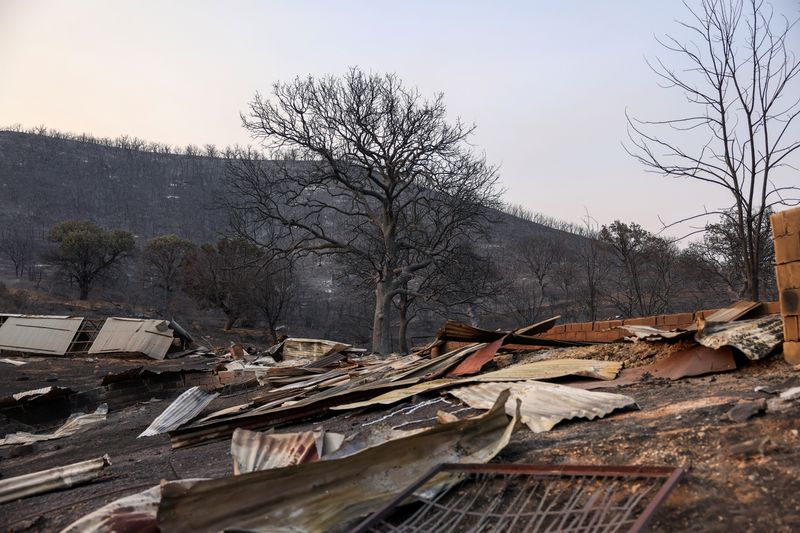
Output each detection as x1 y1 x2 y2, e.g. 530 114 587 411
353 463 683 533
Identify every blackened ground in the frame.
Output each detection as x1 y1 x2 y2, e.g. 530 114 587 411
1 351 799 532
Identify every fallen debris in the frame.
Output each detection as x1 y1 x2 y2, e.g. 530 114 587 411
1 403 108 446
726 398 767 422
138 387 218 437
333 358 622 411
448 381 637 432
60 478 205 533
0 357 27 366
570 345 737 390
695 315 783 360
0 455 111 504
157 391 518 532
89 317 180 360
354 464 684 533
230 427 345 474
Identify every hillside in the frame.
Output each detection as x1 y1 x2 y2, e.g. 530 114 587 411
0 130 589 346
0 131 226 242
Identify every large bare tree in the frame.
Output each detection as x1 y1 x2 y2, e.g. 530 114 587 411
627 0 800 300
226 68 500 354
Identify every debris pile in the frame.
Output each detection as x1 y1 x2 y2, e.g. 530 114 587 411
0 301 797 532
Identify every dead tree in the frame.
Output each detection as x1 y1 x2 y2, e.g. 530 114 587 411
0 226 34 278
143 234 196 312
626 0 800 300
226 68 500 354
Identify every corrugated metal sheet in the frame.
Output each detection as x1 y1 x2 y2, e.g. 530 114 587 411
619 325 691 341
61 478 206 533
282 338 351 360
0 316 84 355
139 387 218 437
157 391 517 533
89 317 175 360
332 359 622 410
474 358 622 382
695 315 784 360
0 404 108 446
232 428 317 474
231 428 346 474
0 455 111 503
449 380 637 432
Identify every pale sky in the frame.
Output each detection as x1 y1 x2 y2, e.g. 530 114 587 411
1 0 798 237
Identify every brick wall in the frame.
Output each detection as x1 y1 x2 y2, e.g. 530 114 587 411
772 207 800 364
539 302 780 344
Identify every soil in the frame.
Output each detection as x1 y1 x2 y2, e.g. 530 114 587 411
1 344 799 532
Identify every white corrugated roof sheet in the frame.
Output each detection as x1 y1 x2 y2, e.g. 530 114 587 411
89 317 175 360
0 316 84 355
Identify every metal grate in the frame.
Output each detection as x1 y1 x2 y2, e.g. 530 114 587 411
67 318 103 354
354 464 683 533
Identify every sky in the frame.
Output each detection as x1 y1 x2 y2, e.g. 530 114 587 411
1 0 799 238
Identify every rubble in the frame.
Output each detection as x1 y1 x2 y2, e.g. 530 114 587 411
0 302 797 531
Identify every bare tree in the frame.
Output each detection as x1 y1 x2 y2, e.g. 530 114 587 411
501 234 564 326
0 226 34 278
181 239 262 330
627 0 800 300
226 68 500 354
599 221 679 317
251 256 295 344
575 215 610 321
143 234 196 312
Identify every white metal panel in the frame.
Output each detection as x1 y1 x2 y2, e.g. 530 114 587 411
0 316 84 355
89 317 174 359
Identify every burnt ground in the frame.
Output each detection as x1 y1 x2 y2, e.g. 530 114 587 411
1 349 800 532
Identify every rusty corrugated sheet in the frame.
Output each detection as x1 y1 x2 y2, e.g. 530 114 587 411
89 317 175 360
570 345 737 390
0 455 111 503
0 316 84 355
61 478 206 533
231 428 345 474
139 387 218 437
449 380 636 432
695 315 783 360
435 317 558 343
157 391 518 532
332 359 622 411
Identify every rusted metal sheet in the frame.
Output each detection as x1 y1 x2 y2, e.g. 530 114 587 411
449 380 636 432
353 463 684 533
570 345 737 390
61 478 206 533
157 391 518 532
436 317 558 343
0 455 111 503
139 387 218 437
333 359 622 411
448 336 506 376
0 315 85 355
231 428 345 474
695 315 783 360
89 317 176 360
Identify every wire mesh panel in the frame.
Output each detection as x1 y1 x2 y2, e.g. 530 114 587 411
355 464 683 533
